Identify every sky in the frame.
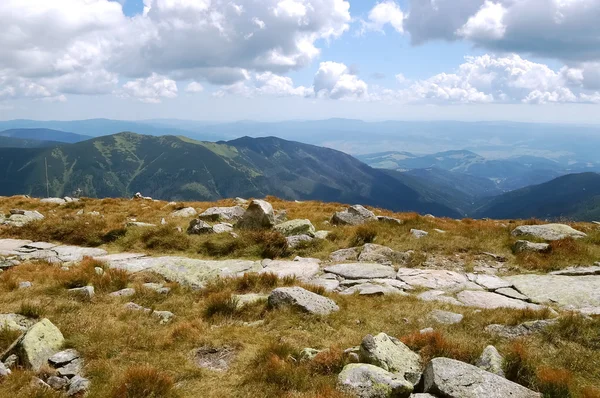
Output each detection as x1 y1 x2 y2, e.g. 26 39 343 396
1 0 600 123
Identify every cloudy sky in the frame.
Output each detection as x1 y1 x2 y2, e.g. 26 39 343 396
1 0 600 122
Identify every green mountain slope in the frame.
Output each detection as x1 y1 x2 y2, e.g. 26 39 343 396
0 133 461 217
0 136 61 148
474 172 600 221
0 128 90 143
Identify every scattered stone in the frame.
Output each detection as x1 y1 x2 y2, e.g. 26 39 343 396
466 274 512 290
428 310 463 325
358 244 411 265
19 281 33 289
397 269 471 291
286 234 314 248
338 363 413 398
299 348 322 361
308 278 340 292
376 216 403 225
4 354 18 369
67 375 90 396
341 283 406 296
236 200 275 229
359 333 421 376
420 328 434 335
331 205 377 226
233 293 269 308
161 218 167 225
187 219 214 235
511 224 586 241
109 288 136 297
410 229 428 238
513 240 551 253
0 362 10 378
326 263 396 280
433 229 446 234
234 197 248 206
57 358 83 378
260 258 320 280
171 207 198 218
124 302 174 324
133 192 152 201
40 198 66 205
550 265 600 276
68 286 95 300
274 219 316 237
94 267 104 276
268 287 339 315
476 345 505 377
314 230 330 239
198 206 245 222
424 214 435 219
485 319 558 339
457 290 545 310
142 282 170 294
47 376 67 390
417 290 463 306
19 318 65 371
274 209 288 224
192 346 237 372
126 221 156 228
30 377 51 389
495 287 529 301
49 349 80 367
423 357 540 397
329 247 360 262
212 223 234 234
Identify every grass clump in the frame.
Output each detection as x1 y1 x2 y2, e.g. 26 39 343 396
0 327 22 352
203 292 240 319
7 217 108 247
111 365 177 398
349 224 378 247
400 330 480 364
140 225 191 251
18 301 44 318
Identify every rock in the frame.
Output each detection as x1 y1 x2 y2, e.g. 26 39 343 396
236 200 275 229
19 318 65 371
142 283 170 294
433 229 446 234
456 290 545 310
24 242 58 250
481 252 507 262
3 354 18 369
505 274 600 309
410 229 428 238
0 238 32 251
377 216 403 225
19 281 33 289
286 234 314 248
359 333 421 375
485 319 557 339
0 314 35 332
68 286 95 300
133 192 152 200
53 246 108 262
329 247 360 262
30 377 51 389
325 263 397 280
476 345 505 377
299 348 322 361
397 269 471 291
308 278 340 292
40 198 66 205
260 258 320 280
198 206 245 222
57 358 83 377
417 290 463 306
109 288 136 297
341 283 406 296
49 349 80 367
268 287 339 315
47 376 67 390
274 219 316 237
428 310 463 325
171 207 198 218
94 267 104 276
358 244 411 265
212 223 234 234
511 224 586 241
550 265 600 276
466 274 512 290
234 197 248 206
161 218 167 225
423 357 540 397
423 214 435 219
187 219 215 235
494 287 530 301
420 328 435 334
513 240 551 253
0 362 10 378
126 221 156 228
274 209 288 224
331 205 377 226
192 346 237 372
338 363 413 398
2 210 44 227
67 375 90 396
233 293 269 308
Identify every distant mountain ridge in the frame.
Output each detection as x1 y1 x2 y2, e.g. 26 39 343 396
0 128 91 143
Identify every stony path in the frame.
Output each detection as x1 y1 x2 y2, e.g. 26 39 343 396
1 238 599 314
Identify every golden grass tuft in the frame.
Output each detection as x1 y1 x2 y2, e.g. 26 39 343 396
111 365 178 398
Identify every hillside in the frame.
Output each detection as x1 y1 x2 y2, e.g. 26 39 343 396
475 172 600 220
0 133 461 217
0 136 60 148
0 128 90 144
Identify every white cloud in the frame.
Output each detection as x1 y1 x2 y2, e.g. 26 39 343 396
457 1 507 40
314 62 369 99
122 73 178 103
185 82 204 93
360 1 405 34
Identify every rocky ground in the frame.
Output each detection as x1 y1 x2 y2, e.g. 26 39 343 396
0 195 599 397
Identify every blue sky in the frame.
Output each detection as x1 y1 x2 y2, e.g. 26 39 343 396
1 0 600 122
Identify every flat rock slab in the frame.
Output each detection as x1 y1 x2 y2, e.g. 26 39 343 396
24 242 59 250
397 269 474 291
260 259 320 281
423 357 541 398
93 253 147 262
495 287 529 301
53 246 108 262
307 278 340 292
506 274 600 309
457 290 544 311
0 239 32 251
192 346 238 372
511 224 586 241
467 274 512 290
340 283 406 296
325 263 396 280
550 266 600 276
417 290 463 306
485 319 557 339
428 310 463 325
268 287 339 315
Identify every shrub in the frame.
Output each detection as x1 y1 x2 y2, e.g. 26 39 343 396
247 341 310 391
18 302 44 318
536 367 573 398
582 387 600 398
400 330 477 364
309 347 345 375
102 228 128 243
504 341 536 388
200 235 241 257
349 224 378 247
111 365 177 398
7 217 108 247
141 225 191 251
203 292 239 319
244 230 289 259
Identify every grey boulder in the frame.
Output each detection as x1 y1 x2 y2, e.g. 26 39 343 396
338 363 414 398
359 333 421 376
511 224 586 241
274 219 316 237
236 200 275 229
198 206 245 222
268 287 339 315
513 240 551 254
331 205 377 226
476 345 505 377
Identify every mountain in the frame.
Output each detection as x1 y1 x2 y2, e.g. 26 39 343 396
359 150 563 191
0 128 91 144
0 136 61 148
0 132 461 217
474 172 600 221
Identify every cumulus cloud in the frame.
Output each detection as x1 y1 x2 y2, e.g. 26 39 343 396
456 1 507 40
185 82 205 93
122 73 178 103
360 1 404 34
314 62 369 99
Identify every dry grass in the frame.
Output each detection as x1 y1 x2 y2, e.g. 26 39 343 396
111 365 178 398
